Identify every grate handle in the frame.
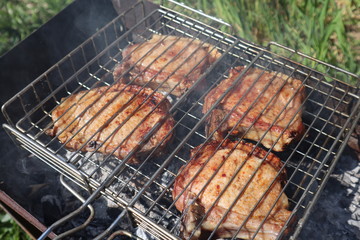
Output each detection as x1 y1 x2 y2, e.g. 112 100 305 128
38 176 95 240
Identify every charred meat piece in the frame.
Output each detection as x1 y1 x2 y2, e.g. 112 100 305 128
47 83 174 163
114 34 221 97
203 66 305 151
173 140 291 240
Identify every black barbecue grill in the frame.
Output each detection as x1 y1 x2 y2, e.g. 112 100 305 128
1 0 360 239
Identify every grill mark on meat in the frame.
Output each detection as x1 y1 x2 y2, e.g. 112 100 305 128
47 83 175 163
173 140 291 240
113 34 221 97
88 140 98 149
203 66 305 151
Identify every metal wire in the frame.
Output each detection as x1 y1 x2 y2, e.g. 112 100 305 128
1 1 360 239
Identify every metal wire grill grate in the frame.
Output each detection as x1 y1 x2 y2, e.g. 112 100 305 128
2 1 360 239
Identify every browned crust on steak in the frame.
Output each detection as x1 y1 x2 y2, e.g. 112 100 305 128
114 34 221 97
203 66 305 151
173 140 291 240
173 140 286 212
47 83 175 163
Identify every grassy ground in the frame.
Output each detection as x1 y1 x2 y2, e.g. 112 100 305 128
1 0 359 74
0 213 31 240
162 0 360 77
0 0 73 55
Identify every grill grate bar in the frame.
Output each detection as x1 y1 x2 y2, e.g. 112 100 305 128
2 1 359 239
175 50 312 239
138 46 268 210
87 29 242 214
124 41 244 206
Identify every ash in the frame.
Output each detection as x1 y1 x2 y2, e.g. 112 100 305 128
298 145 360 240
72 144 360 239
72 151 180 235
2 127 360 239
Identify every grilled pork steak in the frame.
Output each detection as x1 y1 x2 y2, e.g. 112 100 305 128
47 83 174 163
173 140 291 240
113 34 221 97
203 66 305 151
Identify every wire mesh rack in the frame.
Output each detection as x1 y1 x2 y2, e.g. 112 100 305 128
2 0 360 239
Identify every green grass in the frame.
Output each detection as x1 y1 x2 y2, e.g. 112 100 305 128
2 0 359 76
0 211 32 240
0 0 73 55
162 0 360 78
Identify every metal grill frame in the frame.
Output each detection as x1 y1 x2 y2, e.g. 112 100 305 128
2 0 360 239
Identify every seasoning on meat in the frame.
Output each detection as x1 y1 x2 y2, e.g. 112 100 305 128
47 83 175 163
173 140 291 240
203 66 305 151
113 34 221 97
